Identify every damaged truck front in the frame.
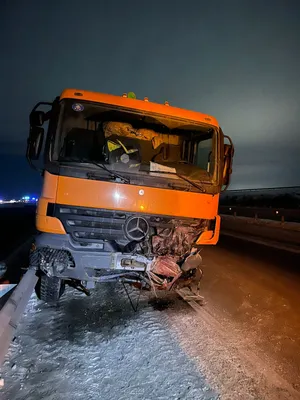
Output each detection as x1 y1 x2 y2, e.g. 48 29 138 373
26 89 234 303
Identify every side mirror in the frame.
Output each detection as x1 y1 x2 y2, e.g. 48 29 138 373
27 126 44 161
30 110 45 127
222 135 234 190
26 101 53 171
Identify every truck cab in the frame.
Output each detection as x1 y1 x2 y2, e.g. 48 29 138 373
27 89 234 302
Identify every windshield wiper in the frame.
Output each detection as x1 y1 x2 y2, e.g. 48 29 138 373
91 161 130 183
174 173 206 193
59 157 130 184
151 170 206 193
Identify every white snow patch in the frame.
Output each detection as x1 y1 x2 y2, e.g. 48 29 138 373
1 283 218 400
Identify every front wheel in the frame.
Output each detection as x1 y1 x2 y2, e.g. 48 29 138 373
35 273 65 303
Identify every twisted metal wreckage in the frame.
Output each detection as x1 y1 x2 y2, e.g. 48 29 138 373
29 217 205 310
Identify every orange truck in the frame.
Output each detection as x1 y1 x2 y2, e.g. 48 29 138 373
26 89 234 303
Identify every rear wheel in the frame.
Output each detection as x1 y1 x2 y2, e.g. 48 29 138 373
35 273 65 303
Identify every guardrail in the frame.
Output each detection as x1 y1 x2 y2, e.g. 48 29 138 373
219 206 300 223
220 214 300 252
0 269 37 368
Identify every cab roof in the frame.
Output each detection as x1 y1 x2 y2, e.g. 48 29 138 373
60 88 219 128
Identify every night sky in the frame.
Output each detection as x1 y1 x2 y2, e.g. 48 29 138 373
1 0 300 198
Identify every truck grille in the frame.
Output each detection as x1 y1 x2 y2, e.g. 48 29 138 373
50 205 127 243
47 203 205 244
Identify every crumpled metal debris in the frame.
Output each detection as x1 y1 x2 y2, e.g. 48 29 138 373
149 250 203 292
152 221 204 257
151 256 181 277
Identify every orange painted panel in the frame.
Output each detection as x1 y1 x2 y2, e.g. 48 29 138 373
36 214 66 234
36 172 65 234
60 89 219 128
36 171 58 216
196 215 221 245
56 175 219 219
40 171 58 198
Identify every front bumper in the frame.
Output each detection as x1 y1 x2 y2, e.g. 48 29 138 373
34 233 152 281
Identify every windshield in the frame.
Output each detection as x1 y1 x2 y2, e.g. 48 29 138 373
53 99 217 182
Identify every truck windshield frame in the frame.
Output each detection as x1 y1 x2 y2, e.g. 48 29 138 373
51 99 219 186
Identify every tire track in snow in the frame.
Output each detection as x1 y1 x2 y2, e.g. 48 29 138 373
166 299 300 400
1 283 218 400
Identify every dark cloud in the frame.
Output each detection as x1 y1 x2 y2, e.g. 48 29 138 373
1 0 300 195
232 143 300 188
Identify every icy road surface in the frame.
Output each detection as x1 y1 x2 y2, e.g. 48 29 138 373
2 236 300 400
2 284 217 400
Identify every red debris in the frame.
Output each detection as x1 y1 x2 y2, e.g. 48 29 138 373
151 256 181 277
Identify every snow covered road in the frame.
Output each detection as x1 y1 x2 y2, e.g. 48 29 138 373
1 284 217 400
2 235 300 400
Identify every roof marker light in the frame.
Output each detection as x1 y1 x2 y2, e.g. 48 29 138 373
164 101 170 106
127 92 136 99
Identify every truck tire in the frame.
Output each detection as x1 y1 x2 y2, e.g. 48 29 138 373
35 273 65 303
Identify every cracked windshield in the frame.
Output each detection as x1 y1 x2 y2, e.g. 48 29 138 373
55 99 216 182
